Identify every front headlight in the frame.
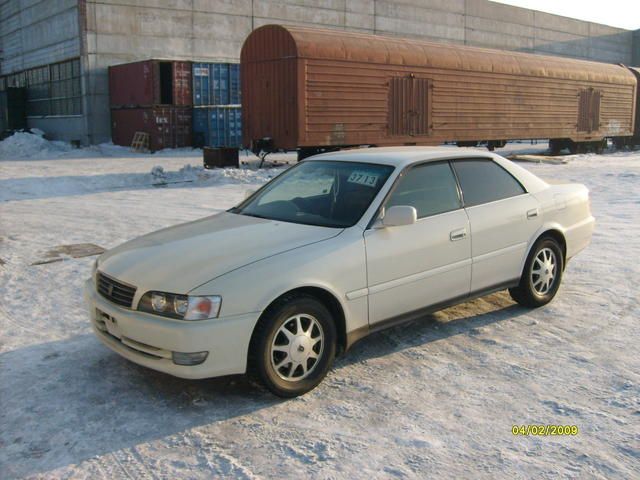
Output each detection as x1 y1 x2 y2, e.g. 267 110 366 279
138 292 222 320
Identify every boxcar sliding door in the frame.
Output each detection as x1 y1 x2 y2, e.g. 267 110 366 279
388 76 432 138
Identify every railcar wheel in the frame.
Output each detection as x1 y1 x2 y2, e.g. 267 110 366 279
509 237 564 308
549 139 562 155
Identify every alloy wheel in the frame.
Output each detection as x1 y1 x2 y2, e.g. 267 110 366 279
531 247 557 295
270 314 324 381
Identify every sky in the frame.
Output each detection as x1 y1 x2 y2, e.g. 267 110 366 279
491 0 640 30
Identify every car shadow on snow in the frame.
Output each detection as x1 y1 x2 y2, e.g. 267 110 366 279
0 334 280 478
340 291 527 367
0 292 525 478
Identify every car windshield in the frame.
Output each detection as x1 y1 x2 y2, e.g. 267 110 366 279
230 160 395 228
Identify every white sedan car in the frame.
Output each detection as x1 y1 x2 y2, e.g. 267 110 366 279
85 147 594 396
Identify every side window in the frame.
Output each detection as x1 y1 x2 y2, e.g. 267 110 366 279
452 159 525 207
386 162 461 218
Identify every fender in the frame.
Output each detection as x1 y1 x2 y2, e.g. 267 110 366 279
250 279 369 355
518 222 567 275
257 280 347 318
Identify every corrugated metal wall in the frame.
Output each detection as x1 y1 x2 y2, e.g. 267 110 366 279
192 63 240 106
109 60 192 108
241 58 298 149
302 59 635 146
111 107 192 151
191 63 242 148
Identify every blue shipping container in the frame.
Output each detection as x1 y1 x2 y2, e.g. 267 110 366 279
192 63 241 106
192 106 242 148
229 63 240 105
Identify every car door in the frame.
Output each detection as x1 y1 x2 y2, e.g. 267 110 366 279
364 161 472 325
451 158 542 292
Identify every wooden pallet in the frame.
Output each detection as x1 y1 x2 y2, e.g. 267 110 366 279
131 131 150 152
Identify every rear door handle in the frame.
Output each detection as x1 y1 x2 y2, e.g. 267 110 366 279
527 208 539 219
450 228 467 241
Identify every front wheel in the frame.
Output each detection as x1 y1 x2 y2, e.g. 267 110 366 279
509 237 564 308
248 294 337 397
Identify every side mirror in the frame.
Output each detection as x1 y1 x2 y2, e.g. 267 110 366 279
382 205 417 227
244 189 256 199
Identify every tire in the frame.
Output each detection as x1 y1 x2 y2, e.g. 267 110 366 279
248 294 337 397
509 237 564 308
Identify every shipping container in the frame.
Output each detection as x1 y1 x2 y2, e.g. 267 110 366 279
230 63 240 105
109 60 192 108
192 63 241 106
241 24 637 153
111 106 192 151
192 106 242 148
0 87 27 132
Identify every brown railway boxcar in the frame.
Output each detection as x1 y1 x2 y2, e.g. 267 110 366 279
628 68 640 139
241 25 637 157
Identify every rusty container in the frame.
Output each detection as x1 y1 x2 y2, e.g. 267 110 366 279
111 106 192 152
241 25 637 151
109 60 192 108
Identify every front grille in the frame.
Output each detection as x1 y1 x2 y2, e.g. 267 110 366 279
97 272 137 308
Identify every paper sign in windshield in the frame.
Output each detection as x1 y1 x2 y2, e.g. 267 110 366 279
347 171 380 187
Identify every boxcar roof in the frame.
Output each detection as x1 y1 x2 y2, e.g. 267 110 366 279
242 24 636 86
308 146 494 167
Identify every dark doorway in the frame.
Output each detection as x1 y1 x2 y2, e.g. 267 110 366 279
159 62 173 105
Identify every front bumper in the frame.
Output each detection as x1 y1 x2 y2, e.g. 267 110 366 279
84 279 259 379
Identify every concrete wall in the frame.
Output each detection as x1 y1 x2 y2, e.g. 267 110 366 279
633 29 640 66
2 0 636 144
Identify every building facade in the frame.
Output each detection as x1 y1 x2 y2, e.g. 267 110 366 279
1 0 638 145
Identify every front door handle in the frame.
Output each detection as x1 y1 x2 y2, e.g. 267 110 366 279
450 228 467 241
527 208 539 219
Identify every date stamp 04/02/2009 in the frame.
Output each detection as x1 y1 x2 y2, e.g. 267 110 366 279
512 425 579 436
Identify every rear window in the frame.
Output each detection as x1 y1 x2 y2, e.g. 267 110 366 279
452 159 525 207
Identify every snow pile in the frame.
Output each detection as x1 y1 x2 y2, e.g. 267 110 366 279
0 132 205 161
81 143 203 159
150 163 286 185
0 131 75 160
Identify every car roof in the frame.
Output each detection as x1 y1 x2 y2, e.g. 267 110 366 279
307 146 496 168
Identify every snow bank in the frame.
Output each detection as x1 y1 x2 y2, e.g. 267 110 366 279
0 131 204 161
0 131 74 160
150 164 285 185
80 143 203 159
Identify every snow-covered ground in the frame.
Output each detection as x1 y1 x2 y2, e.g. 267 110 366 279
0 135 638 479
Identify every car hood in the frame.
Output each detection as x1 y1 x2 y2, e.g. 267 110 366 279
98 212 342 293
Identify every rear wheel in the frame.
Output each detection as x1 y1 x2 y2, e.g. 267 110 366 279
509 237 564 308
248 294 336 397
